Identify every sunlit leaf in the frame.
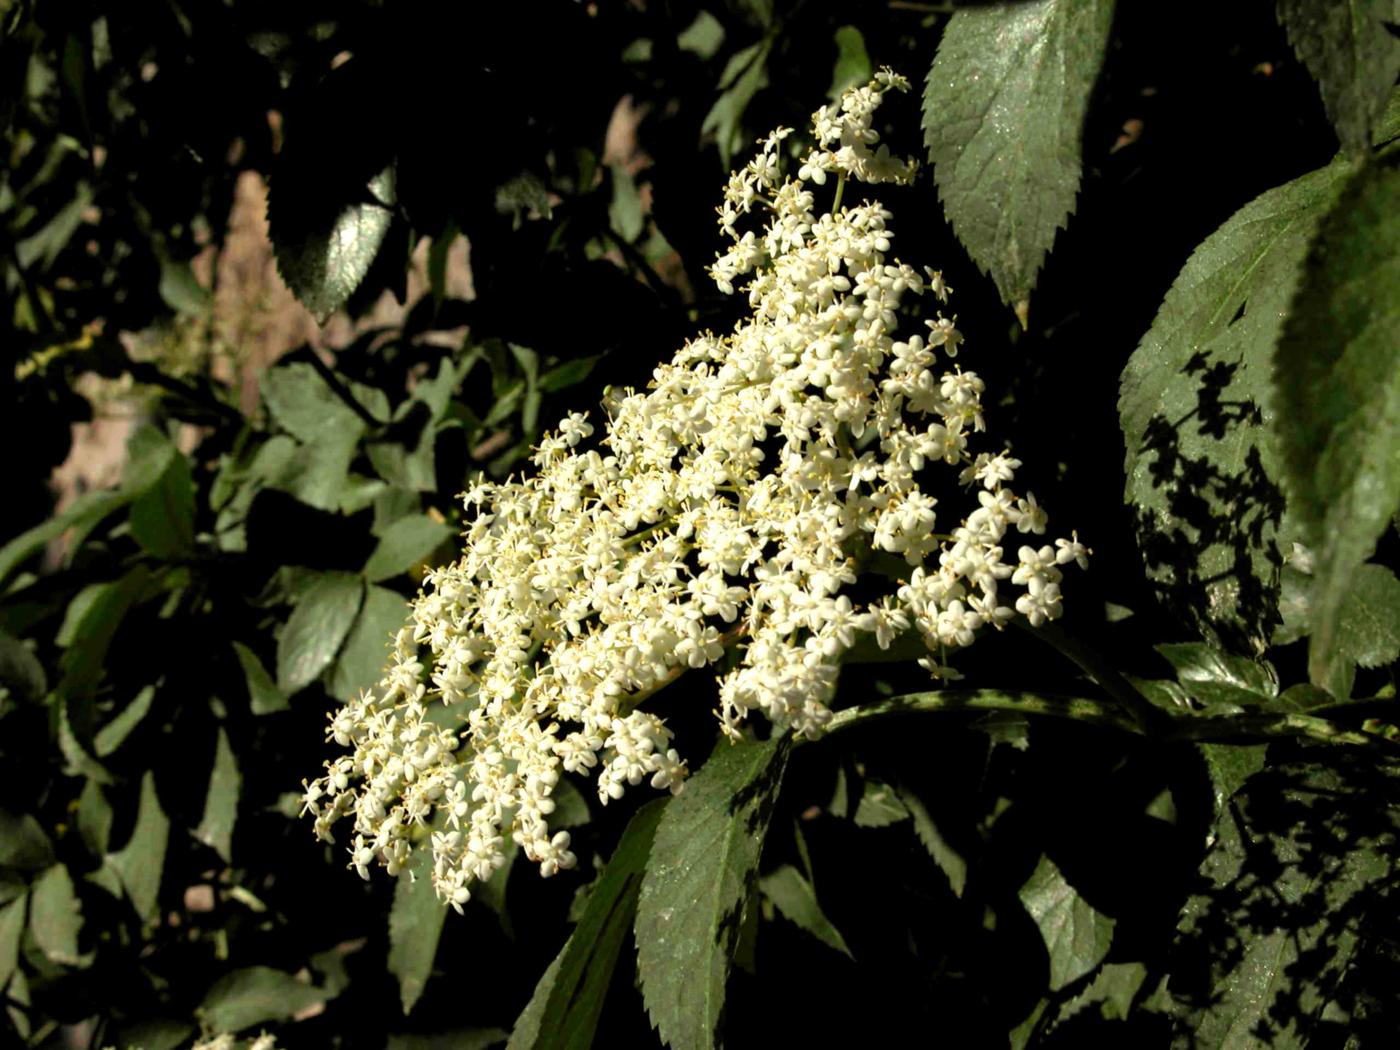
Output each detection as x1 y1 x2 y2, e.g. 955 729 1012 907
509 800 665 1050
1121 152 1354 650
388 840 448 1016
107 771 170 922
1276 0 1400 156
1019 855 1115 992
636 736 789 1050
30 864 86 966
277 572 364 695
922 0 1113 308
1275 162 1400 693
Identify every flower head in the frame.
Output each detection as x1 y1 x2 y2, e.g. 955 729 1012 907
304 70 1086 906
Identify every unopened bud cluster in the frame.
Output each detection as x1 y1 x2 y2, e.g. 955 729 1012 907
303 71 1087 909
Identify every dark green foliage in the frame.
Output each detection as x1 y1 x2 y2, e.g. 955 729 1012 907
2 2 1399 1047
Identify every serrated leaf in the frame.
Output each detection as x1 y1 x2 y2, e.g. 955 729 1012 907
895 786 967 897
0 894 24 991
107 771 169 922
636 735 789 1050
1277 0 1400 156
922 0 1113 307
329 584 408 700
232 641 287 715
195 727 239 863
509 799 665 1050
1196 743 1268 817
30 864 85 966
364 515 455 583
1274 162 1400 694
758 864 853 958
1338 563 1400 668
277 572 364 695
1155 643 1279 709
388 832 448 1016
853 779 910 828
1121 154 1354 651
0 812 54 872
1019 855 1115 992
1166 760 1397 1044
199 966 327 1034
94 684 155 756
273 165 396 322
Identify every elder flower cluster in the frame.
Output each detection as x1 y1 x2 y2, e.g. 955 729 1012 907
303 70 1087 910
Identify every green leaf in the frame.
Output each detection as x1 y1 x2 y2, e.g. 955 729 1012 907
0 894 25 991
1337 563 1400 668
364 515 455 583
94 684 155 756
388 866 446 1018
262 362 367 443
273 165 396 323
1274 162 1400 693
828 25 871 100
199 966 328 1034
57 696 114 784
128 445 195 557
702 40 772 166
107 771 169 922
1196 743 1268 816
0 488 128 591
30 864 85 966
1155 643 1279 709
329 584 408 700
76 778 113 856
1166 759 1397 1044
636 735 789 1050
677 10 724 59
0 811 54 871
277 572 365 695
608 165 644 243
390 1029 509 1050
921 0 1113 308
106 1020 194 1050
853 779 910 828
157 256 212 316
895 786 967 897
1121 154 1354 651
1018 855 1115 992
1276 0 1400 156
55 567 150 700
1054 962 1148 1027
509 799 665 1050
538 356 600 394
195 727 239 863
232 641 287 715
0 631 45 703
759 864 853 958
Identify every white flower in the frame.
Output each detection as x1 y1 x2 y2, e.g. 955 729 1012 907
304 71 1086 909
